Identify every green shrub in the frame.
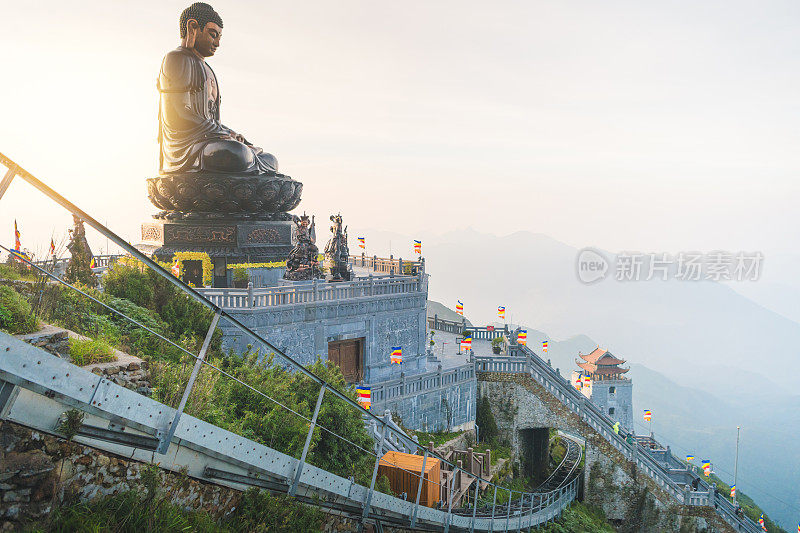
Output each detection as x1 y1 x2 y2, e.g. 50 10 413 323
232 267 249 283
0 263 21 280
0 261 40 282
68 338 116 366
103 262 221 355
0 285 37 334
102 263 155 308
39 283 202 364
152 352 374 481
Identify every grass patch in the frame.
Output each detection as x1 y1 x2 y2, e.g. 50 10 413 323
540 501 616 532
550 436 567 466
489 440 512 465
412 430 462 449
68 337 117 366
0 285 37 334
27 489 222 533
30 483 324 532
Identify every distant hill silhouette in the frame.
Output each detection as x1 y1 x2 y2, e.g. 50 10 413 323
427 299 473 326
405 227 800 530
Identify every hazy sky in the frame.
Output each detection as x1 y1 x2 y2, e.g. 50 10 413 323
2 1 799 274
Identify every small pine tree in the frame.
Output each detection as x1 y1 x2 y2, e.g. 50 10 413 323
476 393 498 443
64 217 97 287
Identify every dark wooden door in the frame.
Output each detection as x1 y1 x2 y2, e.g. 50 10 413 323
328 338 363 383
212 258 228 288
183 260 203 287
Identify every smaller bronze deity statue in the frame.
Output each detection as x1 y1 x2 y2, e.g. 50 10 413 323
324 214 351 282
284 214 321 281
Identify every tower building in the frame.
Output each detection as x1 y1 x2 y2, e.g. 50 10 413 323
572 347 633 432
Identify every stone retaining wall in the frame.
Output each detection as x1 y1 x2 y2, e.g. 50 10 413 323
478 372 735 533
0 420 418 532
88 360 152 397
0 419 239 530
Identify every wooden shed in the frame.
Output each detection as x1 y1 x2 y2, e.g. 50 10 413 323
378 450 441 508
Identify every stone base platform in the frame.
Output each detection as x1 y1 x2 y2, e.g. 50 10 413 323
138 214 296 265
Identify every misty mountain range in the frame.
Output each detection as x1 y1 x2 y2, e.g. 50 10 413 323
402 228 799 530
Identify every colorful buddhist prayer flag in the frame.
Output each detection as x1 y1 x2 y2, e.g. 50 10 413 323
759 514 765 530
686 455 694 462
583 373 591 385
358 237 365 249
13 220 21 252
49 238 55 256
456 300 464 315
497 306 505 319
460 335 472 351
643 409 652 422
390 346 403 364
413 239 422 254
574 376 582 390
517 330 527 345
171 260 181 277
730 485 736 498
89 257 96 269
356 387 371 410
542 340 549 353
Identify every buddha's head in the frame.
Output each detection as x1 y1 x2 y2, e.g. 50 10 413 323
180 3 223 58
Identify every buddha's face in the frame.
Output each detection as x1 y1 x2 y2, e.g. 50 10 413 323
192 21 222 57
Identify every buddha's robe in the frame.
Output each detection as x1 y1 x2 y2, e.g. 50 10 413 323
157 46 278 174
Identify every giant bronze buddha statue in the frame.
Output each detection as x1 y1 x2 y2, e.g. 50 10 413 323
148 2 301 215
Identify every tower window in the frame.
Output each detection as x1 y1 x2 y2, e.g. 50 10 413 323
609 386 616 394
609 407 615 416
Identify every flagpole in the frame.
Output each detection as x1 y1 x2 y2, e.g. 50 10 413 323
733 426 740 507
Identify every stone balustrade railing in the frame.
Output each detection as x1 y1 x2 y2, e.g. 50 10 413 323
464 325 508 341
368 364 474 406
197 273 426 309
475 348 762 533
349 254 424 275
428 315 467 334
30 253 124 270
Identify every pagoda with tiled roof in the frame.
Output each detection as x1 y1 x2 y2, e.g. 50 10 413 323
577 347 630 381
